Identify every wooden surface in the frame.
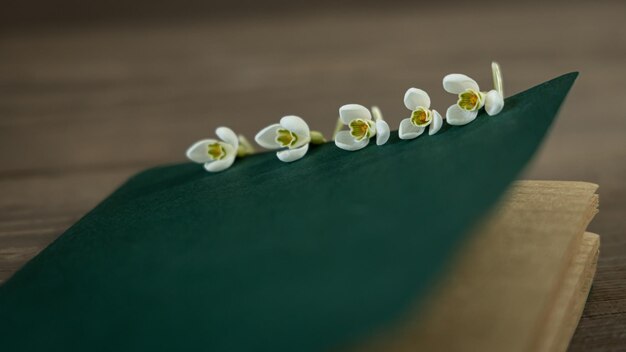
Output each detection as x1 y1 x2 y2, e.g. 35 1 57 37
0 1 625 350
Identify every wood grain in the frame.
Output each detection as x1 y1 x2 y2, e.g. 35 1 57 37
0 2 625 350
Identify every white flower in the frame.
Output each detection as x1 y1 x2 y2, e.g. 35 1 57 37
255 115 311 162
399 88 443 140
186 126 239 173
334 104 390 151
443 73 504 126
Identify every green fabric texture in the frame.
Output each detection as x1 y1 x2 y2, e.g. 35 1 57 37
0 73 577 352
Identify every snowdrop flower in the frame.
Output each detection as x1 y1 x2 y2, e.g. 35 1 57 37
399 88 443 140
255 115 324 162
334 104 390 151
186 126 252 173
443 62 505 125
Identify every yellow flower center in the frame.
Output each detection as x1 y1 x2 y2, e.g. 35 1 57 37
276 129 298 148
349 119 371 141
458 89 482 111
207 143 226 160
410 108 432 127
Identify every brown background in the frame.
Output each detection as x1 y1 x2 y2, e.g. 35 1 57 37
1 1 625 350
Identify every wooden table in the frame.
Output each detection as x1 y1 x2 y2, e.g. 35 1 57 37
1 2 624 350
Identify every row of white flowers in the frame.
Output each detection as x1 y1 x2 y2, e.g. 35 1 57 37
187 63 504 172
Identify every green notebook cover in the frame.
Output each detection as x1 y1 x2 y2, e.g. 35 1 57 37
0 73 577 351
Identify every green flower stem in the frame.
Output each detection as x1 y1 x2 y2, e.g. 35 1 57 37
492 61 504 97
332 117 343 140
309 131 326 144
237 134 255 157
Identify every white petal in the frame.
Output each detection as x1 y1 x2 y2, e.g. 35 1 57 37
443 74 480 94
429 110 443 135
204 154 236 173
446 104 478 125
254 124 282 149
398 118 425 140
375 120 390 146
276 143 308 162
186 139 218 163
484 90 504 116
339 104 371 125
279 115 310 142
334 130 369 151
404 88 431 110
222 142 237 157
215 126 239 149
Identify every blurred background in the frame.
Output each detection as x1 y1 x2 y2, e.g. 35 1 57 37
1 0 625 350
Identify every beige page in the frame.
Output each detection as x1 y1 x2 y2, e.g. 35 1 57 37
354 181 599 352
